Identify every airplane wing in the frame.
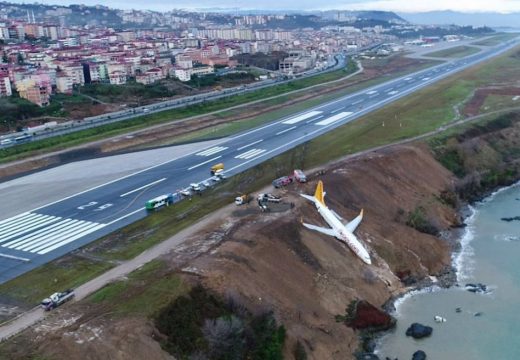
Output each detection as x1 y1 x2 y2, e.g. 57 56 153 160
345 209 363 233
331 209 345 223
302 222 337 237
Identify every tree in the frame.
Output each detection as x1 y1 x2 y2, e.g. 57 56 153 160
202 316 246 360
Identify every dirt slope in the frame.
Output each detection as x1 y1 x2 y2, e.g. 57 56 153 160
0 144 459 360
180 144 457 359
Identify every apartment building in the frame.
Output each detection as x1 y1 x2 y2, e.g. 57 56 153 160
0 73 12 97
16 76 51 106
56 74 73 94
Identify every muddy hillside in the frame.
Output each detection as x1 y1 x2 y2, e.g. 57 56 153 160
1 144 465 360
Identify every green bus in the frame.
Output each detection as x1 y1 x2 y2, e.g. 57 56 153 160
145 193 174 210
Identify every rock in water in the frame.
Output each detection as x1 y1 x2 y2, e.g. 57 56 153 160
412 350 427 360
405 323 433 339
465 283 488 294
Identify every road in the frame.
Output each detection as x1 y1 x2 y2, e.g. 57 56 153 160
0 39 517 284
0 53 345 146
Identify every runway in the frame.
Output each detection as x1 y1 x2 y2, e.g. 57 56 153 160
0 39 517 284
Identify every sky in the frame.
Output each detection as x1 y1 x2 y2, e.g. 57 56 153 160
8 0 520 13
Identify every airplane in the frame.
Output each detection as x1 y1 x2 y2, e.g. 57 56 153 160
300 180 372 265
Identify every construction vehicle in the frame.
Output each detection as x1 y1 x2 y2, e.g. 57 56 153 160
210 163 225 175
41 289 75 311
257 193 281 203
235 194 252 205
293 169 307 183
145 194 174 210
257 193 282 212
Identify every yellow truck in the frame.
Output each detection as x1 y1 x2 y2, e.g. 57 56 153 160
210 163 224 175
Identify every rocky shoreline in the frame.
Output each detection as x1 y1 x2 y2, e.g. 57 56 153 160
362 180 520 360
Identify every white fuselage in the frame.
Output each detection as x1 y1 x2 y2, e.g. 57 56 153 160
315 201 372 264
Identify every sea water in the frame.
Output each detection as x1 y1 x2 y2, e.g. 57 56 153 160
377 183 520 360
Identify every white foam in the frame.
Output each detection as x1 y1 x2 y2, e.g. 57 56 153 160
453 205 477 283
393 286 441 317
494 233 520 242
479 181 520 204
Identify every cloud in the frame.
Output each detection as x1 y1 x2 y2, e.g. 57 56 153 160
332 0 520 13
9 0 520 12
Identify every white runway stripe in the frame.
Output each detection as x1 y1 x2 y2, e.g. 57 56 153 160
315 112 354 126
282 111 322 125
3 218 79 249
36 224 106 255
0 215 59 243
0 212 107 255
237 139 263 151
235 148 266 159
195 146 228 156
0 213 42 234
22 221 98 252
0 212 31 227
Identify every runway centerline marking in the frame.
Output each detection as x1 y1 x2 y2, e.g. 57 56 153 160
237 139 263 151
276 126 297 136
330 106 346 114
188 156 222 171
306 114 324 124
120 178 167 197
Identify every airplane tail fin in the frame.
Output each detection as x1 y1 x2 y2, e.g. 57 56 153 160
314 180 326 206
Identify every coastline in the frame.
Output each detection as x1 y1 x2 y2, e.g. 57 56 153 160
366 180 520 359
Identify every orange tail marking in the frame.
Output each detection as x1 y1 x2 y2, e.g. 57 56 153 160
314 180 326 206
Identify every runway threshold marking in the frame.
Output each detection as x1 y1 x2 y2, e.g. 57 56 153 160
0 212 108 255
120 178 167 197
195 146 228 157
237 139 263 151
188 156 222 171
235 148 266 159
276 126 297 136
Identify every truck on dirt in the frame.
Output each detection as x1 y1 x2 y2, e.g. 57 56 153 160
235 194 252 205
272 176 293 188
293 169 307 183
41 289 75 311
257 193 281 203
210 163 225 175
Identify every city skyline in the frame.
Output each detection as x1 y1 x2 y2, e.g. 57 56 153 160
5 0 520 13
